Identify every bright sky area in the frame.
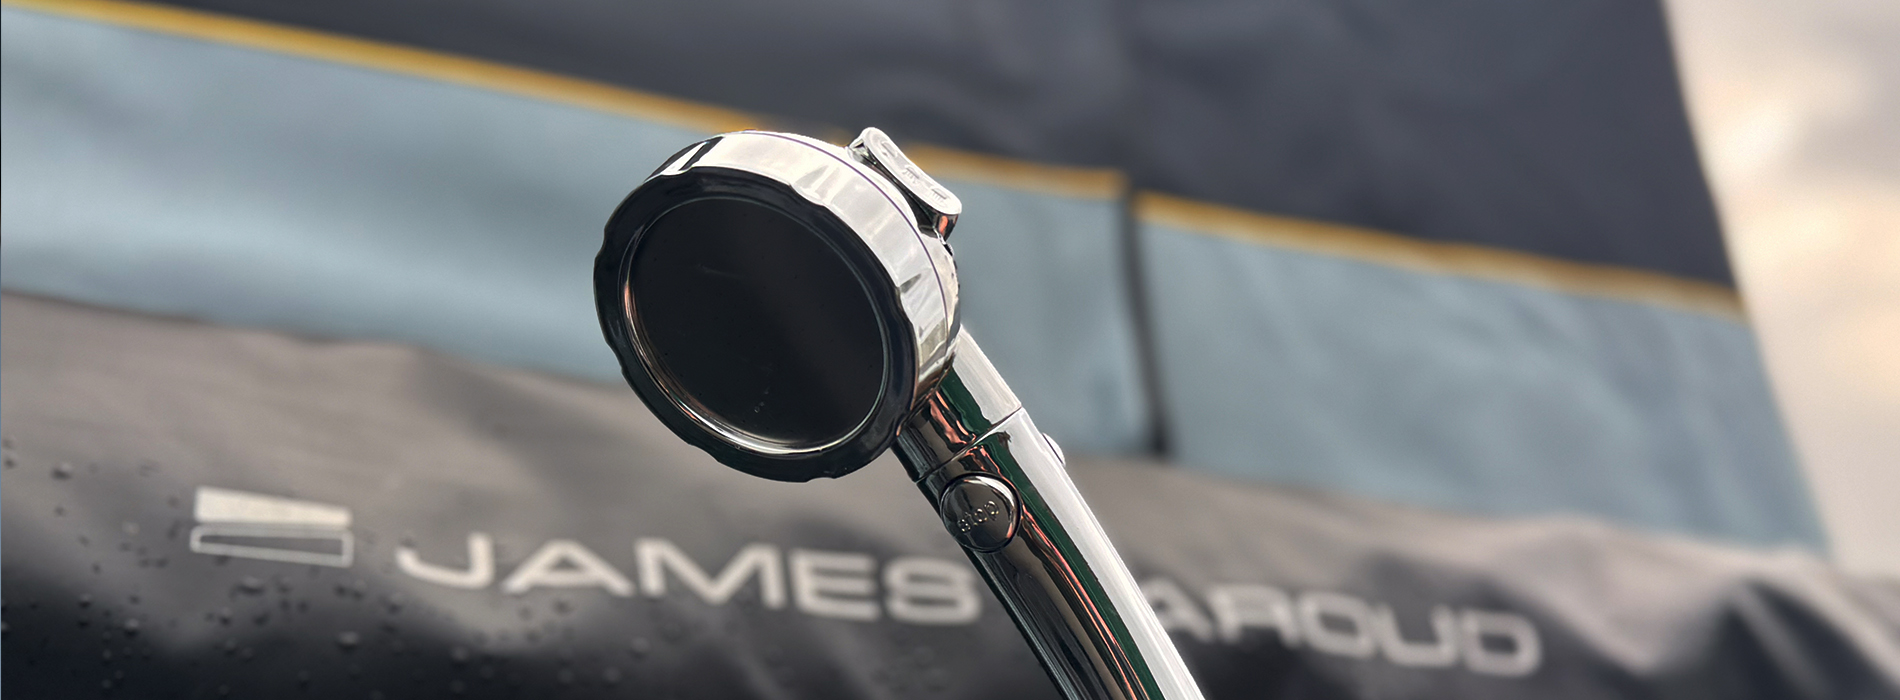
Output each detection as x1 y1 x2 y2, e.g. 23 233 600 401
1668 0 1900 578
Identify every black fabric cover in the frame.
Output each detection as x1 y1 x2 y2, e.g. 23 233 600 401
5 294 1894 699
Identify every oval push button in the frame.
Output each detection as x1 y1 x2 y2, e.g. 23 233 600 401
937 475 1019 553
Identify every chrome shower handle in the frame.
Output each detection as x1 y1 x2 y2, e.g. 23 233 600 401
898 331 1204 700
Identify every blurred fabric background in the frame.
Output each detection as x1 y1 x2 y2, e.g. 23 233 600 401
4 0 1897 696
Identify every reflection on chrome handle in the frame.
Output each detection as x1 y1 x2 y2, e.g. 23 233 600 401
896 330 1205 700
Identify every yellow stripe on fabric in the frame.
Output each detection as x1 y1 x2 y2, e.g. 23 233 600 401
1138 192 1745 320
4 0 758 133
905 144 1124 200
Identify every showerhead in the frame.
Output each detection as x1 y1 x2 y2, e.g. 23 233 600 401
594 128 1201 700
595 129 960 482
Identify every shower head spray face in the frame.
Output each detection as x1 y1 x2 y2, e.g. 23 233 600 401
596 129 959 482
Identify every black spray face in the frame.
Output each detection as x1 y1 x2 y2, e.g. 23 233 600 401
628 198 886 449
597 150 929 482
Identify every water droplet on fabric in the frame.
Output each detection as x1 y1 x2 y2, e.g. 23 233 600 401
52 463 73 479
238 576 266 594
78 594 93 608
337 631 361 650
121 618 141 636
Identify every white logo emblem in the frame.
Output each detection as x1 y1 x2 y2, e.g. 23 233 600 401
188 487 354 567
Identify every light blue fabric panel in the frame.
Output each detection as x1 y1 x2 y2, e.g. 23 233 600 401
933 178 1150 455
0 9 1151 454
1141 223 1824 550
2 9 699 381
